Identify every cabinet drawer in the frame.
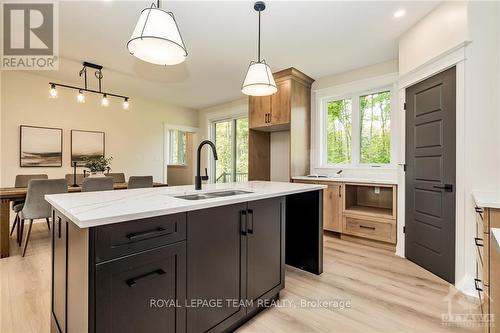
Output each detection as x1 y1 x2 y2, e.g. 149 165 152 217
94 213 186 263
342 215 396 244
95 242 186 333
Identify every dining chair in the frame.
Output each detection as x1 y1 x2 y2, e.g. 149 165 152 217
10 174 48 238
18 179 67 257
128 176 153 189
107 173 126 183
81 177 114 192
65 173 86 186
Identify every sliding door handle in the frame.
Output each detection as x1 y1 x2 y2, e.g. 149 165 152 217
433 184 453 192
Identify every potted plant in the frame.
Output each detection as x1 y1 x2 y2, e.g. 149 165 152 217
83 156 113 177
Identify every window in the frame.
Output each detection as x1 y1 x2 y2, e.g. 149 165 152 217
167 129 187 165
360 91 391 164
324 89 392 166
212 117 248 183
326 99 352 164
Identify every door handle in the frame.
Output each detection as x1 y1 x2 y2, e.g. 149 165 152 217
247 209 254 234
433 184 453 192
126 269 166 287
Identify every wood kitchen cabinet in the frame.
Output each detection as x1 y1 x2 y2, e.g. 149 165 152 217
249 95 271 128
321 183 342 232
52 213 67 333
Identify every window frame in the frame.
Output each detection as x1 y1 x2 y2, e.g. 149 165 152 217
320 85 396 169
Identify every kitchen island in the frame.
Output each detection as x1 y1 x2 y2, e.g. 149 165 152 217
45 181 325 333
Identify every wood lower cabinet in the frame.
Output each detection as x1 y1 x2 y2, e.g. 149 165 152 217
52 213 67 333
95 243 186 333
474 205 500 333
322 183 342 232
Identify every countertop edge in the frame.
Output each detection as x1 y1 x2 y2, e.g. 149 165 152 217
472 191 500 209
292 176 398 185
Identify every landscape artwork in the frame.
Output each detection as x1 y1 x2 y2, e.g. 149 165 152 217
71 130 105 166
20 125 63 167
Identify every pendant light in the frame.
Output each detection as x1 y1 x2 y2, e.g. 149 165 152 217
127 0 187 66
241 1 277 96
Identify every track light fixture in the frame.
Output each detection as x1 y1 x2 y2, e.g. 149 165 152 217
48 62 130 110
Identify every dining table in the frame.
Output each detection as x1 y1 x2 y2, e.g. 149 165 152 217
0 182 168 258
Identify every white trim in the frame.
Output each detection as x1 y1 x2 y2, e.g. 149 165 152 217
396 46 471 296
163 123 198 184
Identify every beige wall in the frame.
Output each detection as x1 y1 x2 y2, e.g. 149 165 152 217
0 71 198 186
398 2 469 75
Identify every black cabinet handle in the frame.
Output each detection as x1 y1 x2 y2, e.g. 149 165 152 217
474 278 483 292
127 227 166 242
247 209 254 234
360 225 376 231
475 206 484 214
240 210 247 236
475 237 484 247
126 269 166 287
57 217 61 239
433 184 453 192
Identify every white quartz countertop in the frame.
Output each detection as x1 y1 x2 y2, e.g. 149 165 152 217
472 191 500 209
292 176 398 185
45 181 326 228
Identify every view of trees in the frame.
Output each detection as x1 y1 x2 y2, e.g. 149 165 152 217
214 117 248 183
168 129 186 165
360 91 391 164
326 99 352 164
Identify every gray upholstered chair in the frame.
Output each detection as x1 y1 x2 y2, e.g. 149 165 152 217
81 177 114 192
10 174 48 239
65 173 86 186
128 176 153 189
107 173 126 183
18 179 67 257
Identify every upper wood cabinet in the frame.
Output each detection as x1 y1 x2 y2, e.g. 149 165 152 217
249 68 312 131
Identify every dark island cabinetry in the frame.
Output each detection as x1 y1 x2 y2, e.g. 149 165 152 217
51 196 288 333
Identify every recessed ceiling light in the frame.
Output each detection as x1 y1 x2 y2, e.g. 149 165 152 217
394 9 405 18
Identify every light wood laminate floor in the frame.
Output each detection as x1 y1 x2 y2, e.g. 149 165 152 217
1 224 482 333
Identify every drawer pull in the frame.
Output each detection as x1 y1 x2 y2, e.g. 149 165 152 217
474 237 484 247
474 278 483 292
247 209 254 234
127 227 167 242
359 225 376 231
126 269 166 287
475 206 484 221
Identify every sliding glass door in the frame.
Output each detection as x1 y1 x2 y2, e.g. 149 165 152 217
212 117 248 183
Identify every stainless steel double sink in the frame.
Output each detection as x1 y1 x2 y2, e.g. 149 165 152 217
174 190 252 200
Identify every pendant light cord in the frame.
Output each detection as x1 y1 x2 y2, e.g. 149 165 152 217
258 10 261 62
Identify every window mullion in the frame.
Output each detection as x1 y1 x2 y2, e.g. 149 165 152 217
351 95 360 165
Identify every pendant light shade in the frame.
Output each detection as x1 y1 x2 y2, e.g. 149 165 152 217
241 61 277 96
127 3 187 66
242 2 276 97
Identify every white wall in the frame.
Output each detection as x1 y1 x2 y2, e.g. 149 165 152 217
0 71 198 186
399 2 469 76
310 60 399 180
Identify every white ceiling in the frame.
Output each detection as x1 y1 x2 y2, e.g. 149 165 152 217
38 1 440 109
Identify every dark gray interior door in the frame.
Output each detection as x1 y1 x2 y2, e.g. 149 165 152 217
405 66 456 283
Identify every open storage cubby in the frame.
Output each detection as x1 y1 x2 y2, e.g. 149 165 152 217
343 183 396 220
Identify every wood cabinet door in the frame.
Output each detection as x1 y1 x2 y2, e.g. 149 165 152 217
249 96 271 128
322 183 342 232
95 242 186 333
271 80 291 125
247 197 283 301
52 212 67 333
186 203 247 333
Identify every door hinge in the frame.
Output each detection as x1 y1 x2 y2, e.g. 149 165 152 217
403 164 406 172
404 102 407 110
403 226 406 234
